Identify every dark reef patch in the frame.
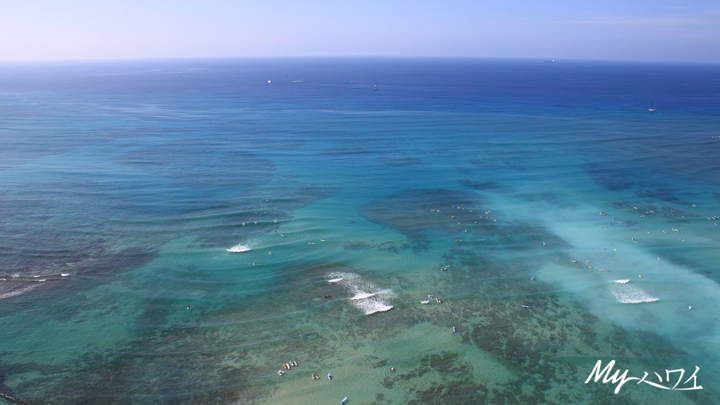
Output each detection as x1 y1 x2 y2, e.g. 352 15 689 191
460 179 501 190
377 155 422 166
583 165 636 191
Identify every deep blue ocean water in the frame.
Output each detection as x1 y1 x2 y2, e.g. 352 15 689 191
1 58 719 404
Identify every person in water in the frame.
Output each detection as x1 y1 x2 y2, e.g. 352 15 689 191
328 373 332 380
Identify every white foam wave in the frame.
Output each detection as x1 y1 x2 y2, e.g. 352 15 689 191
0 285 38 300
227 244 251 253
351 292 376 300
608 283 659 304
327 271 395 315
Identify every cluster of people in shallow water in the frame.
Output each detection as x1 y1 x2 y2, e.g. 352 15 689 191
277 360 298 376
277 361 336 381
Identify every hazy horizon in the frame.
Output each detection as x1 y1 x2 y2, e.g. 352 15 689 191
2 1 719 63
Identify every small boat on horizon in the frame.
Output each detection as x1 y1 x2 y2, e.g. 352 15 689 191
543 59 555 63
648 103 655 112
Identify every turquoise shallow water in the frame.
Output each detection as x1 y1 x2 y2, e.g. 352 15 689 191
1 58 719 404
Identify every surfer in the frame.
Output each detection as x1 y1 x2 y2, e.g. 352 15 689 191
341 396 348 404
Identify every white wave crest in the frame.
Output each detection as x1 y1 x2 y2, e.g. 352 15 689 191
0 285 39 300
227 244 251 253
327 271 395 315
608 283 659 304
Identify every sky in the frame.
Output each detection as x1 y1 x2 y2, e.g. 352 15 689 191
1 0 719 62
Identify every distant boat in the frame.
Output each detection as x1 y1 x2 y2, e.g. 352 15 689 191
373 85 377 90
268 80 272 84
648 103 655 112
543 59 555 63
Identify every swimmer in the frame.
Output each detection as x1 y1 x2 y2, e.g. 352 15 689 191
452 326 456 333
390 367 395 371
281 234 285 237
324 295 332 298
542 241 546 246
521 305 529 308
436 298 441 303
187 305 191 310
531 276 535 281
278 370 285 376
328 373 332 380
689 306 693 310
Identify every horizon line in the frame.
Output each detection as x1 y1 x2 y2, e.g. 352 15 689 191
1 55 719 65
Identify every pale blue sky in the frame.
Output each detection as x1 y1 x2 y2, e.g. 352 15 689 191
2 0 719 62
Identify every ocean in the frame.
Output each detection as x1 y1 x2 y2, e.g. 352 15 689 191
0 57 719 404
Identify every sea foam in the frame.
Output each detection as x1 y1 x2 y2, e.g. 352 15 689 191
0 285 38 300
608 283 659 304
227 244 251 253
327 272 395 315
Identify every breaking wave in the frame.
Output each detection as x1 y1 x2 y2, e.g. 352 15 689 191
227 244 251 253
327 272 395 315
608 283 659 304
0 284 39 300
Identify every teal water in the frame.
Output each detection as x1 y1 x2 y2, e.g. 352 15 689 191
1 58 719 404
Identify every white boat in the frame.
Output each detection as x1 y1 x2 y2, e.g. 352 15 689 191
227 244 251 253
648 102 655 112
614 279 630 284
